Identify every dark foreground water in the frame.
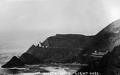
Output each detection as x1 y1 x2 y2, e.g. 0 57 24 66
0 50 79 75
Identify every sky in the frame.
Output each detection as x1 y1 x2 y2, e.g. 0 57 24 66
0 0 120 52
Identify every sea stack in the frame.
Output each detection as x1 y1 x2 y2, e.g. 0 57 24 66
2 56 25 68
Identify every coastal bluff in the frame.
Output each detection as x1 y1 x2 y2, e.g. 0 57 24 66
2 19 120 69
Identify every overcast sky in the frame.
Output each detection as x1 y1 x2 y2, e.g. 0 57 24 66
0 0 120 52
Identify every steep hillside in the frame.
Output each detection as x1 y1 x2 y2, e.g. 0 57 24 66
93 19 120 51
79 19 120 64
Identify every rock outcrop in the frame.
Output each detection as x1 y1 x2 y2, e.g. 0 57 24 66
2 56 25 68
19 53 41 65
